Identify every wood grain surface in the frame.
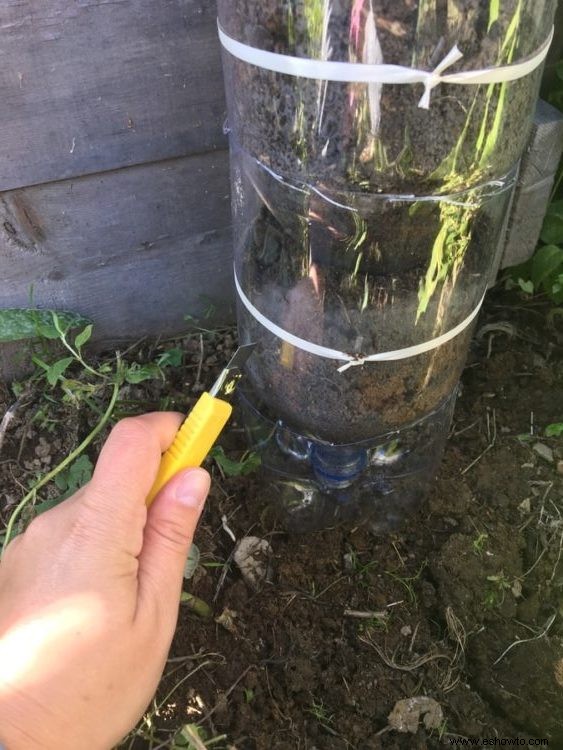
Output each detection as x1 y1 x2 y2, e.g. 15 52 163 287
0 0 227 192
0 150 234 344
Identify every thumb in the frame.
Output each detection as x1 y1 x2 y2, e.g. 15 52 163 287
137 468 210 620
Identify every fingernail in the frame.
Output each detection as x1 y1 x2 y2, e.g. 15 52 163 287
174 469 210 509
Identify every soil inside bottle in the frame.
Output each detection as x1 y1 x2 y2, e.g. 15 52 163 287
240 198 498 443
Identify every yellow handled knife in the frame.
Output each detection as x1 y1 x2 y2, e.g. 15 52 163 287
146 343 255 506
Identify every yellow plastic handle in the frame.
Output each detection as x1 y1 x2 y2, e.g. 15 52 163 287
146 392 232 506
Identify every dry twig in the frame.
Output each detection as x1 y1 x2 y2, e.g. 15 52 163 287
461 409 496 475
344 609 388 620
494 615 556 666
359 633 450 672
0 398 27 455
441 607 467 692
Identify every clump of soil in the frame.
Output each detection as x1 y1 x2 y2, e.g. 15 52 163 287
1 288 562 749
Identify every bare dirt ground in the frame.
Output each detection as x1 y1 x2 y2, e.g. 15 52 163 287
1 288 562 749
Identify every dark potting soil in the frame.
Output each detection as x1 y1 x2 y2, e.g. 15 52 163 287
239 202 497 443
219 0 555 193
242 312 473 443
156 289 563 748
1 288 563 748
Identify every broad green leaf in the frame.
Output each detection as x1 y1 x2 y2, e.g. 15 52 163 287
0 309 90 343
157 348 183 368
34 322 63 340
53 454 94 497
531 244 563 290
125 363 162 384
183 543 200 580
46 357 74 386
546 423 563 438
540 216 563 245
32 356 51 373
54 474 67 491
541 201 563 245
556 60 563 81
517 278 534 295
211 446 261 476
68 454 94 487
74 324 93 350
551 275 563 304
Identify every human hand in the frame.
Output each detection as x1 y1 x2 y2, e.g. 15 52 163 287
0 413 210 750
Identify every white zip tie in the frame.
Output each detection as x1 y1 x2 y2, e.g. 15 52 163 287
218 22 553 109
234 269 485 372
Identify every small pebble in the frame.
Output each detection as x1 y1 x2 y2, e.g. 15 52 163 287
518 498 531 514
533 442 554 464
215 608 239 636
234 537 273 591
557 460 563 476
35 437 51 459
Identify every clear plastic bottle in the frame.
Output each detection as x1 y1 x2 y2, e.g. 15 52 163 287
217 0 554 530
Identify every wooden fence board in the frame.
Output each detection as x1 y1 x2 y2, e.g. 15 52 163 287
0 0 227 192
0 149 234 347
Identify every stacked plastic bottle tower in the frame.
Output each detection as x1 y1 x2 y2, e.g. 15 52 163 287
217 0 556 531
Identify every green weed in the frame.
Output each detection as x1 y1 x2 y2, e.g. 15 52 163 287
359 614 390 633
484 571 512 608
436 719 449 742
386 560 427 606
504 55 563 306
53 454 94 500
0 306 213 555
346 549 379 589
472 532 489 557
0 308 89 344
210 446 261 477
417 0 524 320
307 698 334 730
546 423 563 438
156 347 184 368
0 310 166 555
1 366 122 556
505 241 563 305
171 725 227 749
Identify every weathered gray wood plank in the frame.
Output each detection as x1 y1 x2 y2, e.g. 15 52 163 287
0 0 227 192
0 149 234 347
